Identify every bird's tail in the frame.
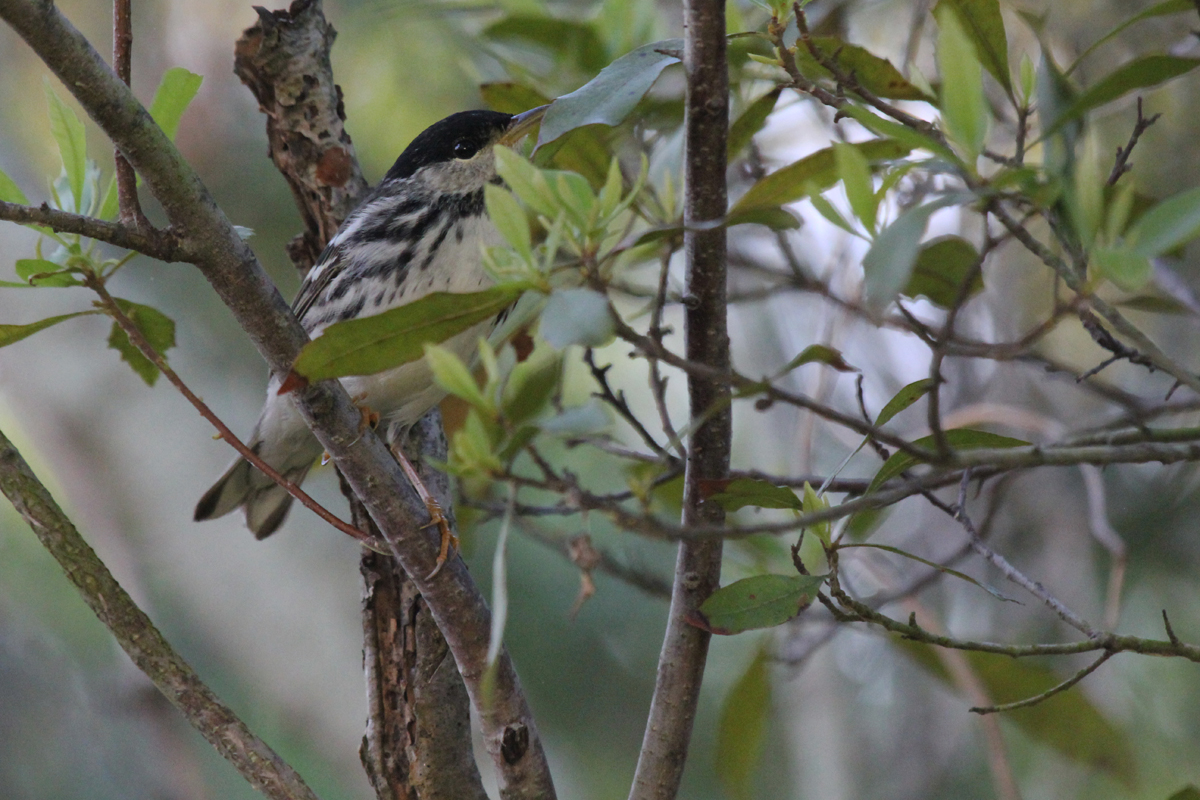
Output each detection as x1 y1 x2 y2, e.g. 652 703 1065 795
194 452 313 539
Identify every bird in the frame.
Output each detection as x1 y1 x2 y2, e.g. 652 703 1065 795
194 107 544 561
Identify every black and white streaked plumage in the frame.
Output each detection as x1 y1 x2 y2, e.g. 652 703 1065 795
195 109 534 538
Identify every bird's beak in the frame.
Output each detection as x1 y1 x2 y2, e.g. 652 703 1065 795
499 104 549 147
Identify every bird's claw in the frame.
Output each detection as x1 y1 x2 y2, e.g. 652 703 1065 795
422 498 459 580
352 394 381 433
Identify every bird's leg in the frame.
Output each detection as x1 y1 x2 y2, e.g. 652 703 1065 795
391 446 459 580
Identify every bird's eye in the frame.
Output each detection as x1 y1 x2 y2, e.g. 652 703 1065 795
453 140 475 159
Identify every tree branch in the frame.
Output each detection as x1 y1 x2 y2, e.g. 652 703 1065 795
0 427 321 800
629 1 729 797
0 199 191 261
0 2 554 797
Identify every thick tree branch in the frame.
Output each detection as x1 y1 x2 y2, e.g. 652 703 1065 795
629 1 729 798
0 428 321 800
230 5 485 797
0 2 554 797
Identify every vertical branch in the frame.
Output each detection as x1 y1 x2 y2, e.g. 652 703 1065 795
112 0 147 228
629 1 730 798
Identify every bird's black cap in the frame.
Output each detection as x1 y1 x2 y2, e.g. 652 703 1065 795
384 110 515 182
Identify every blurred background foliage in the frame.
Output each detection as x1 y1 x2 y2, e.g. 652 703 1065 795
4 1 1200 799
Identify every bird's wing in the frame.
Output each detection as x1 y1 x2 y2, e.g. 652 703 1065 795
291 243 344 323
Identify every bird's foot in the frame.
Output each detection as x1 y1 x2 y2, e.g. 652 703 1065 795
391 444 458 580
352 393 380 433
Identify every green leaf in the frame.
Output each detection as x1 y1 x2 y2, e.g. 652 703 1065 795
897 642 1136 784
726 205 802 230
97 175 118 221
801 482 831 546
936 6 989 161
480 82 552 115
485 185 532 260
797 37 936 102
862 196 961 312
494 147 558 218
44 83 87 211
716 649 772 800
867 429 1029 493
903 235 983 307
1067 0 1194 77
293 286 525 381
688 574 825 635
707 478 802 512
14 258 81 288
780 343 857 375
539 288 614 349
0 312 94 348
503 351 561 426
730 139 911 217
1048 56 1200 136
1127 186 1200 257
148 67 203 142
875 378 935 427
1092 247 1152 292
1168 787 1200 800
426 344 489 409
837 104 960 164
538 39 683 146
934 0 1012 94
483 16 609 74
0 168 30 205
835 142 878 233
728 88 782 160
108 299 177 386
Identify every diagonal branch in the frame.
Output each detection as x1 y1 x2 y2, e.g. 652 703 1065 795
0 200 191 261
0 2 554 797
0 428 321 800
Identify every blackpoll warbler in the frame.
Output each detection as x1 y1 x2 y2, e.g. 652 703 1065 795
196 107 544 547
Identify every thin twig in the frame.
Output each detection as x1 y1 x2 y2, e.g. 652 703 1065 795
1108 98 1162 186
970 650 1116 714
84 272 378 549
112 0 148 229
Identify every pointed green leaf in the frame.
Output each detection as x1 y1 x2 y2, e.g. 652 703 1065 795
875 378 936 427
904 235 983 307
539 39 683 146
107 299 176 386
148 67 203 142
726 205 802 230
862 197 959 311
797 37 936 102
44 83 87 211
14 259 81 287
483 16 609 74
716 649 772 800
1067 0 1194 77
502 351 561 426
0 311 95 348
480 82 552 115
426 344 489 409
731 139 911 217
485 185 532 260
801 481 832 546
1092 247 1152 291
0 168 30 205
540 288 613 348
1127 186 1200 257
837 104 960 164
1168 787 1200 800
1048 56 1200 136
728 88 782 159
708 478 802 512
867 429 1029 493
936 7 989 161
688 574 825 635
935 0 1012 93
294 286 526 380
780 343 857 375
835 142 878 233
